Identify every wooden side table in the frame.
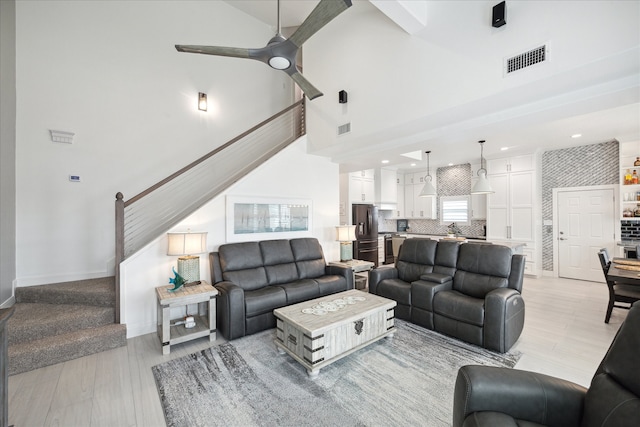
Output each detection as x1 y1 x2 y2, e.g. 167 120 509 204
156 281 218 354
329 259 375 290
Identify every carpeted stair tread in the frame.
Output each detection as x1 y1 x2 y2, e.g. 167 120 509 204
7 302 115 345
8 323 127 376
15 276 115 307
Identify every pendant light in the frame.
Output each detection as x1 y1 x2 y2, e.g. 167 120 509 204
471 140 494 194
419 150 437 197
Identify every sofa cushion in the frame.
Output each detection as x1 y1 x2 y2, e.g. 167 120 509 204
397 239 438 282
244 286 287 317
314 275 348 296
291 238 326 279
377 279 411 305
260 239 295 264
433 290 485 326
219 242 268 291
433 240 460 277
454 244 511 298
277 280 320 304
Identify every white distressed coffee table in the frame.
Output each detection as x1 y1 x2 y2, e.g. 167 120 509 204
273 289 396 378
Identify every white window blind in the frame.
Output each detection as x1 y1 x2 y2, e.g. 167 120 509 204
441 196 470 225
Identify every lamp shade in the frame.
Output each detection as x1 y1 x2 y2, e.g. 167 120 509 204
419 177 437 197
336 225 357 242
471 172 495 194
167 232 208 256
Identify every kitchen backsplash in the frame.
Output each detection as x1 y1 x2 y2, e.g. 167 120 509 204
621 220 640 241
379 218 487 237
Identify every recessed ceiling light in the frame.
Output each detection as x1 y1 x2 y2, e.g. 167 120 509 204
381 160 389 164
571 133 582 138
448 163 453 166
410 163 416 167
500 147 509 151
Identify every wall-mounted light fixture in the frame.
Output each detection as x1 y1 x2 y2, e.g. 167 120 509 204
471 140 495 194
419 150 437 197
198 92 208 111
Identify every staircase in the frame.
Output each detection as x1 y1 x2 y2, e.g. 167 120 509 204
6 277 126 376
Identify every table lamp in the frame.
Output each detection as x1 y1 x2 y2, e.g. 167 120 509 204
336 225 357 262
167 231 208 283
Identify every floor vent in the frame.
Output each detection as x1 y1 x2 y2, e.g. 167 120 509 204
338 122 351 135
505 44 547 74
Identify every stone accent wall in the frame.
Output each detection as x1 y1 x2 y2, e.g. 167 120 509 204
541 140 619 271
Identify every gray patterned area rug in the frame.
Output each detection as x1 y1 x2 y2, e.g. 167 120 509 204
152 320 520 427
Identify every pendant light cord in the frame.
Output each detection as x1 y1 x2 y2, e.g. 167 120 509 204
478 140 487 176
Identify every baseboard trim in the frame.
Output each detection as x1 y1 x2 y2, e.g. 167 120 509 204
15 270 112 288
1 295 16 309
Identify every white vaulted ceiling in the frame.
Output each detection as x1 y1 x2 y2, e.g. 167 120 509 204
225 0 640 171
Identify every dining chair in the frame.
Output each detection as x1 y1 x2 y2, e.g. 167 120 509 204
598 248 640 323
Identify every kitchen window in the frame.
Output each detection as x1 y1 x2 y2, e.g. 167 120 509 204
440 196 470 225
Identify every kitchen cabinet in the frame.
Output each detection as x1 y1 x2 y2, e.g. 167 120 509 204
395 174 405 218
404 173 437 219
349 170 375 203
375 168 398 209
486 155 534 174
487 153 539 276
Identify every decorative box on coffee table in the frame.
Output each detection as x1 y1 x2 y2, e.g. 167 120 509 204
274 289 396 377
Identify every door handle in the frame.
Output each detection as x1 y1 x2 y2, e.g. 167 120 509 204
559 237 568 240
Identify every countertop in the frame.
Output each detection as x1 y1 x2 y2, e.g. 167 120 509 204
381 232 487 241
618 241 640 247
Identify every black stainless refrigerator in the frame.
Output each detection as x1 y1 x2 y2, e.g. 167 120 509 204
352 204 379 266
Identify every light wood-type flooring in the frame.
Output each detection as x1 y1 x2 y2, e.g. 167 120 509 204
8 275 627 426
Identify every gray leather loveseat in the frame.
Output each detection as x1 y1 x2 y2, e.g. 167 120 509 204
369 238 525 352
210 237 353 340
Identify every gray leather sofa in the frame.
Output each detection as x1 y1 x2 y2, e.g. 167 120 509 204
453 302 640 427
210 238 353 340
369 238 525 352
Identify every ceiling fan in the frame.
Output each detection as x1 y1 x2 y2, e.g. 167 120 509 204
175 0 353 100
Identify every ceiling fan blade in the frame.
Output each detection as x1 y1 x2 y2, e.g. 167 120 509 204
175 45 251 59
289 72 323 100
289 0 352 48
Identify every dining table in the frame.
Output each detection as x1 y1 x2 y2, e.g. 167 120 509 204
608 258 640 285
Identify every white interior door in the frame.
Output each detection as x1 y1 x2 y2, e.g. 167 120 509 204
557 188 615 281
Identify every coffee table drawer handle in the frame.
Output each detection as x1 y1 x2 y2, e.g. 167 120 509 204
288 334 297 345
354 319 364 335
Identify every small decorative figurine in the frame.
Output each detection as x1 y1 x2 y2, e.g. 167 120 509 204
447 222 463 237
168 267 187 292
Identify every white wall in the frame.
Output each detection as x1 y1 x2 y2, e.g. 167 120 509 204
0 0 17 306
121 136 341 338
304 0 640 158
15 1 293 287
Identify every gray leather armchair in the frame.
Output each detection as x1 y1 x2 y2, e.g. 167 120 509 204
453 302 640 427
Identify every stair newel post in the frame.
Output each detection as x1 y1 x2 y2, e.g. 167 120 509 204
115 192 124 323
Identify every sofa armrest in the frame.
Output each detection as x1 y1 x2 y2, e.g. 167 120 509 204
325 265 354 289
454 365 586 427
369 267 398 294
484 287 525 352
214 281 246 340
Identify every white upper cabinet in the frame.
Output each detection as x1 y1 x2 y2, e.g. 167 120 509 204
375 168 398 208
487 155 534 174
349 170 375 203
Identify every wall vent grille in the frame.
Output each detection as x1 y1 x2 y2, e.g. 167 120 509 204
505 45 547 74
338 122 351 135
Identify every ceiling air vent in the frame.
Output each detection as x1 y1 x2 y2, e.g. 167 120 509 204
505 44 547 75
337 122 351 135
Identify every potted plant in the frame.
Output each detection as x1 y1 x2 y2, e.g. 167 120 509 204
447 223 462 238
